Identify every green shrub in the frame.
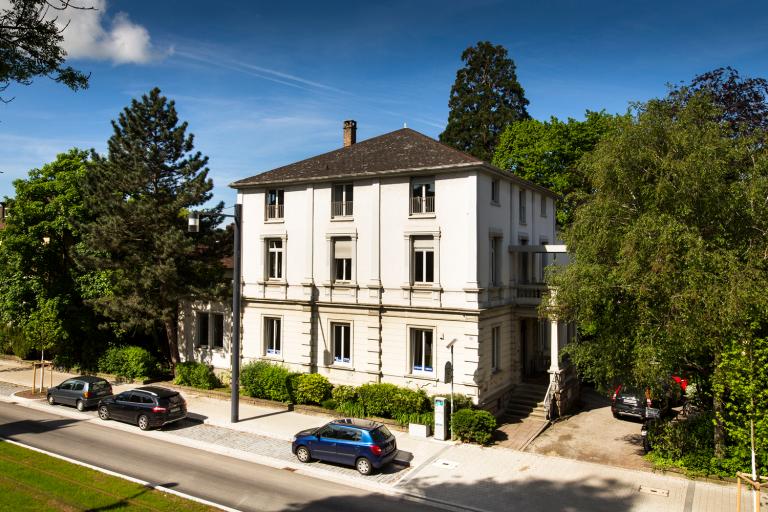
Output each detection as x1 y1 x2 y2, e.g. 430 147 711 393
357 383 398 417
239 360 293 402
390 388 430 417
451 409 497 445
332 385 357 404
294 374 332 405
174 362 220 390
395 411 434 428
98 346 156 380
320 399 337 410
336 400 366 418
435 393 475 412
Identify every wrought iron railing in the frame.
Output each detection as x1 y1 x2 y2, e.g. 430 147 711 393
331 200 353 217
265 204 284 219
411 196 435 214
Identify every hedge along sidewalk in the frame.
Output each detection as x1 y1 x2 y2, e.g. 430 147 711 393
156 381 408 435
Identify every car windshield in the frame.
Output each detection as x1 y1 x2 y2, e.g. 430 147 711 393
371 426 392 443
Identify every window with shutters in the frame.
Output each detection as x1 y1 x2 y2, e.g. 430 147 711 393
333 237 353 282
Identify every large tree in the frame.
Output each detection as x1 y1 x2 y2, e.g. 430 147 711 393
0 149 109 367
439 41 529 162
547 93 768 459
492 111 617 226
0 0 90 102
76 88 225 367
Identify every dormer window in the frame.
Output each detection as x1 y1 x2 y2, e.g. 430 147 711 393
266 189 284 220
410 178 435 215
332 183 354 218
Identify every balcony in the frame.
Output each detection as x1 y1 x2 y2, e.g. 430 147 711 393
515 283 548 306
331 200 353 218
265 204 284 220
410 196 435 215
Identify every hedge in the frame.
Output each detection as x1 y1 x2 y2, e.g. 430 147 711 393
97 346 156 380
174 362 220 390
293 373 333 405
239 361 293 402
357 382 398 417
451 409 497 445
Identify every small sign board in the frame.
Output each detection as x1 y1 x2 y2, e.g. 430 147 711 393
444 361 453 383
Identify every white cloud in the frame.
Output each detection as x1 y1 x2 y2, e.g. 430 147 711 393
5 0 167 64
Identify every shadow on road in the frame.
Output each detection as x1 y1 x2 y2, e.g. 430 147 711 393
0 417 81 437
281 475 638 512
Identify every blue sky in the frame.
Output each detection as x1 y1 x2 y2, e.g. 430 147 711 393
1 0 766 208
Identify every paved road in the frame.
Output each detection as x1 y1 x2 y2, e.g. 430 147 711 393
0 401 440 512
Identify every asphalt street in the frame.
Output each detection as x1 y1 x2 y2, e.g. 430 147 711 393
0 401 441 512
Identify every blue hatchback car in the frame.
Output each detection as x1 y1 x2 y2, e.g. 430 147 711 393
292 418 398 475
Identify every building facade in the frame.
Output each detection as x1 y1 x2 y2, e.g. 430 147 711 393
180 122 573 413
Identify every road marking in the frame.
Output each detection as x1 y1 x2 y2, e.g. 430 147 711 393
683 480 695 511
0 438 242 512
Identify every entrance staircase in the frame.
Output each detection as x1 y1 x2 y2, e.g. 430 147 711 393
496 382 550 450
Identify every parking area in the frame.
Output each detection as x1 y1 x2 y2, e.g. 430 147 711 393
525 387 653 471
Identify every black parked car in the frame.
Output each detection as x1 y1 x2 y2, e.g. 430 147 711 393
292 418 398 475
98 386 187 431
47 376 113 411
611 384 675 420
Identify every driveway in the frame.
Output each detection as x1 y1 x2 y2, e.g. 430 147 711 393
526 387 653 471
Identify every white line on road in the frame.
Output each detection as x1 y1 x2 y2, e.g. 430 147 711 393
0 437 242 512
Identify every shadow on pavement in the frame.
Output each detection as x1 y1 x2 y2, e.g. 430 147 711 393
281 475 638 512
0 417 81 437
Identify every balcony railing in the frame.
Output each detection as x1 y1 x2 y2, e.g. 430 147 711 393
410 196 435 214
331 200 353 217
265 204 284 220
517 283 547 299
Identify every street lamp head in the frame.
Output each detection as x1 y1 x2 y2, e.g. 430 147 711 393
188 211 200 233
446 338 457 349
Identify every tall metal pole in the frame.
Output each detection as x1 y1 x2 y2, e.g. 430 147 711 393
231 204 242 424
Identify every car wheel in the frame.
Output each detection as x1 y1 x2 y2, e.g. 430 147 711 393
98 406 110 420
138 414 150 431
296 446 312 463
76 400 85 412
47 394 55 405
355 457 373 476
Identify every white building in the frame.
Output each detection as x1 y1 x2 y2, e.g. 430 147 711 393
180 121 574 414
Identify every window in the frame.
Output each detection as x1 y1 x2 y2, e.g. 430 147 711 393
540 195 547 218
332 183 354 217
412 236 434 284
519 237 529 284
519 189 527 225
411 328 434 373
491 326 501 371
332 323 351 364
267 239 283 279
266 189 284 219
197 312 224 348
490 237 501 286
410 178 435 214
333 237 352 282
491 179 500 204
72 382 84 391
265 317 281 356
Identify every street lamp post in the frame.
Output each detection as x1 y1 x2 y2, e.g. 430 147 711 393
189 205 242 423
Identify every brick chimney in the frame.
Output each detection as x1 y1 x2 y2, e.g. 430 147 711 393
343 120 357 147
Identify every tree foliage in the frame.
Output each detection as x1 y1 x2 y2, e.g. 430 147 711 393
439 41 529 162
0 149 110 366
492 111 618 225
75 88 225 367
0 0 90 102
547 92 768 459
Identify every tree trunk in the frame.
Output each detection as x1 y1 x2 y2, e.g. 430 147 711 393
713 355 726 459
164 313 180 370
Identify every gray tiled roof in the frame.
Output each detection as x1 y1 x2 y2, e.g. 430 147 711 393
230 127 558 198
231 128 482 188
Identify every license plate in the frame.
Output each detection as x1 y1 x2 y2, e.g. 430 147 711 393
170 407 180 413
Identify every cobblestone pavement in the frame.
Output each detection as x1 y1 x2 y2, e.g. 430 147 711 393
163 418 411 485
0 380 27 396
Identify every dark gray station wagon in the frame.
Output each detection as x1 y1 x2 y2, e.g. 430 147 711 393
47 376 113 411
98 386 187 431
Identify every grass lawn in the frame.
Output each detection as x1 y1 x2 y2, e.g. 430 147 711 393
0 441 218 511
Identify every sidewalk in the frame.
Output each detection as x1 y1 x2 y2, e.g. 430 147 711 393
0 357 756 512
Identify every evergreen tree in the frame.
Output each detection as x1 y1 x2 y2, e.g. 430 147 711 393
77 88 225 367
439 41 529 162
